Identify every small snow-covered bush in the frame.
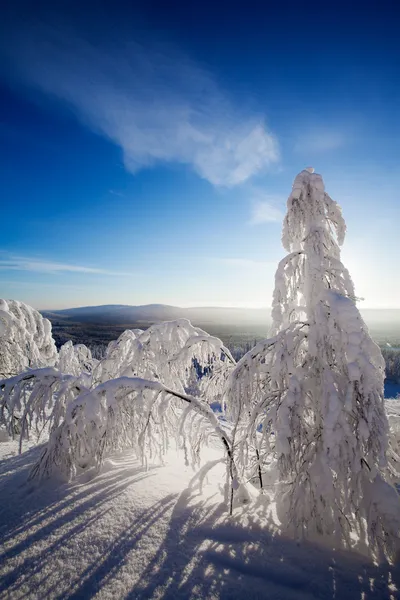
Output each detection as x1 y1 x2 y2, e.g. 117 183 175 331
29 377 235 485
57 340 97 384
0 368 86 450
0 299 58 378
0 317 237 498
92 318 234 400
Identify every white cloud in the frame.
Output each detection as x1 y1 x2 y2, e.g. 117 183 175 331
249 200 283 225
0 256 130 276
3 24 279 186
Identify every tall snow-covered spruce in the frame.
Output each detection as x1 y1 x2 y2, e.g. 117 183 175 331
227 168 399 559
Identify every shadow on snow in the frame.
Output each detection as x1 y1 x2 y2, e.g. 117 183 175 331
0 447 399 600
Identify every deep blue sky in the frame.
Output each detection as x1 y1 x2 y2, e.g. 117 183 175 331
1 0 399 309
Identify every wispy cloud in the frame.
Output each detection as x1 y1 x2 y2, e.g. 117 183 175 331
294 130 345 154
249 200 283 225
108 189 126 198
0 256 131 276
2 18 279 186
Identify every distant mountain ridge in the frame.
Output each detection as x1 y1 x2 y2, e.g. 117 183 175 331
41 304 272 325
41 304 400 347
41 304 400 325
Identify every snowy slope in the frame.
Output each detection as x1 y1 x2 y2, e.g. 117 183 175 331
1 440 399 600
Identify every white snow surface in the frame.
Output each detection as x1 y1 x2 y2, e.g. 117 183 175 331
1 438 399 600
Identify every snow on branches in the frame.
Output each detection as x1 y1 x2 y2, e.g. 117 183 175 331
0 299 57 379
0 316 238 505
29 377 235 489
92 318 234 400
58 341 97 380
226 169 399 560
0 367 87 451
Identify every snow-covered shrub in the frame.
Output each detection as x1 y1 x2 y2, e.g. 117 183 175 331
386 399 400 484
0 368 86 449
0 315 238 501
92 319 234 400
58 340 97 380
0 299 58 378
0 317 235 462
29 377 236 495
226 169 399 559
382 347 400 383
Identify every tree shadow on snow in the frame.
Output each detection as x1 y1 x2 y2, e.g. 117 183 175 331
0 448 159 598
123 485 400 600
1 447 399 600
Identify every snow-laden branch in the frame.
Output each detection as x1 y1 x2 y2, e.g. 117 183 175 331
91 319 235 401
29 376 236 495
0 367 87 451
0 299 58 379
386 400 400 481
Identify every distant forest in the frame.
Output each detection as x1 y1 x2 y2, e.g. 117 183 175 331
45 315 400 385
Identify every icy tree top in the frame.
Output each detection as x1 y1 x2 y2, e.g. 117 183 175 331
282 168 346 253
272 169 354 332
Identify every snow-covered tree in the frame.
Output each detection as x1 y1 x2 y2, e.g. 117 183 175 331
386 400 400 481
57 341 97 385
92 319 234 400
226 168 400 559
0 316 238 501
0 367 85 450
0 299 58 378
28 377 235 485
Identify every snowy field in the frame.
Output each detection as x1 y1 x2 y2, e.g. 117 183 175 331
1 437 399 600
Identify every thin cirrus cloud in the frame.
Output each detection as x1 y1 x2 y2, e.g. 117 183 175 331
0 256 131 276
249 200 283 225
294 130 346 154
2 20 279 187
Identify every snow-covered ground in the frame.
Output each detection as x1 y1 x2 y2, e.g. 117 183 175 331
1 438 399 600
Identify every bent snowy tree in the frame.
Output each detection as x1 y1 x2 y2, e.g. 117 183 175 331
0 315 241 510
226 168 400 560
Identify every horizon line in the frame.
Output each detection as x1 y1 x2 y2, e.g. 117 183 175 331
37 303 400 312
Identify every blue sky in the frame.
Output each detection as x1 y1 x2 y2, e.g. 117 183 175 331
1 0 399 309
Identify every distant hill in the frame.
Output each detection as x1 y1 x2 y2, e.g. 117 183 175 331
42 304 400 326
41 304 400 350
41 304 272 326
